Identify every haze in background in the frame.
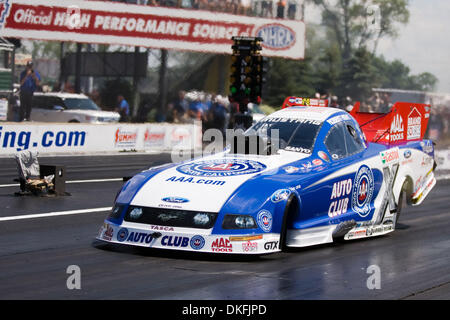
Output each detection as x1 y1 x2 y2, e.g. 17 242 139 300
306 0 450 93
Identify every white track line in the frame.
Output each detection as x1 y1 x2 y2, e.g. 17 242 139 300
0 207 112 222
0 178 123 188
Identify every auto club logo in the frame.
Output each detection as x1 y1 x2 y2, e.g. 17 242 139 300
117 228 129 242
351 165 375 217
176 159 266 177
190 235 205 250
257 210 273 232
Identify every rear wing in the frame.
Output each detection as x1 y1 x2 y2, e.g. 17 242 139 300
281 96 328 109
350 101 431 145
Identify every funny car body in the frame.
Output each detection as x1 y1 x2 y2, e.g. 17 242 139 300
97 97 436 254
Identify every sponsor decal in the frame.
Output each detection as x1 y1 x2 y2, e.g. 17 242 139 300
261 117 321 125
404 150 412 159
0 0 11 28
115 128 137 148
242 241 258 252
124 231 155 244
256 23 296 50
270 189 291 203
161 235 189 247
171 127 191 143
0 1 304 59
302 162 312 169
312 159 323 166
165 176 226 186
390 114 404 142
352 165 375 217
328 179 352 217
190 235 205 250
229 235 263 241
99 223 114 241
327 114 351 125
264 241 278 250
421 141 433 154
421 155 433 167
162 197 189 203
401 159 413 166
144 128 165 147
407 108 421 140
117 228 129 242
318 151 330 162
211 238 233 252
177 159 266 177
148 225 174 232
0 126 87 151
347 229 367 239
380 148 399 165
366 226 385 236
257 210 273 232
283 166 299 174
284 146 312 154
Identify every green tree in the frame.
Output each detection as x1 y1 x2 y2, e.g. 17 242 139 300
338 47 379 101
410 72 438 92
310 0 409 59
264 58 316 108
315 44 342 94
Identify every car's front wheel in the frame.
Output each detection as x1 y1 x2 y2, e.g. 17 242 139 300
279 196 299 251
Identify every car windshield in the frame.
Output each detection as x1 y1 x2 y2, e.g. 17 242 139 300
246 117 323 153
251 104 264 114
63 98 100 111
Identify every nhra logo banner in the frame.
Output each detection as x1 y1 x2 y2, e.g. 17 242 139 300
0 0 305 59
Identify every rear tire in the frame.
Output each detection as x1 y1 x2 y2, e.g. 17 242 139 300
396 181 409 223
69 119 80 123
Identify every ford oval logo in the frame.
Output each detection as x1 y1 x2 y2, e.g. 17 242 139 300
256 24 296 50
162 197 189 203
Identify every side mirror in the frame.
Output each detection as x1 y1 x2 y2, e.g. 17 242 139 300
53 105 64 111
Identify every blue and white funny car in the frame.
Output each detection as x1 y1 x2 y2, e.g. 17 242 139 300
97 97 436 254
